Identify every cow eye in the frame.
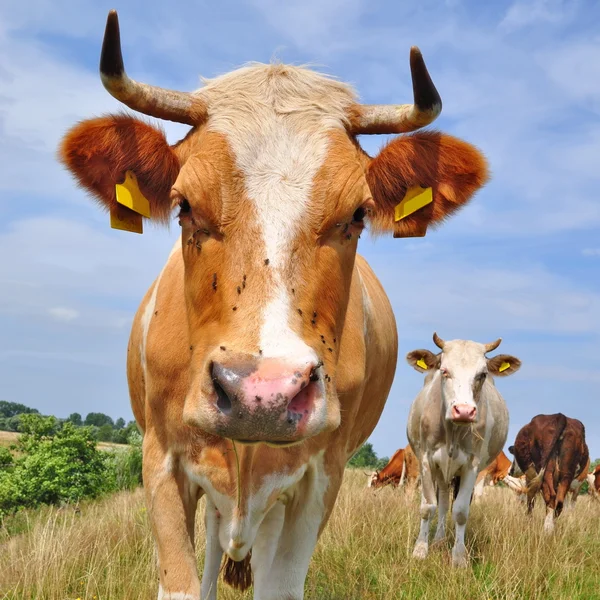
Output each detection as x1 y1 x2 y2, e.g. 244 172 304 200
352 206 366 223
178 198 191 214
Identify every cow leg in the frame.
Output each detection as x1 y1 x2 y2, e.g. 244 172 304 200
472 476 485 501
251 457 335 600
541 464 556 534
433 479 450 544
144 436 201 600
200 498 223 600
451 467 478 568
413 458 437 560
250 502 286 594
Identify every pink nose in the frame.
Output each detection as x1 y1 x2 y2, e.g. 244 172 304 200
451 403 477 423
210 359 321 441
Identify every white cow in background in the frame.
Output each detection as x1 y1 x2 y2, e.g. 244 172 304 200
406 333 521 567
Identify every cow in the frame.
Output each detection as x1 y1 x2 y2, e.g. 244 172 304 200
367 443 419 489
587 463 600 497
509 413 589 533
406 333 521 567
58 11 489 599
568 454 590 503
472 450 512 499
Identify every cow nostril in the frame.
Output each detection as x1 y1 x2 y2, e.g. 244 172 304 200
214 380 232 416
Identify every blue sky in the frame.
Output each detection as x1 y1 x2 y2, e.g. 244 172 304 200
1 0 599 461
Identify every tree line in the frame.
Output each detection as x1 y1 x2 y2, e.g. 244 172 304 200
0 401 138 444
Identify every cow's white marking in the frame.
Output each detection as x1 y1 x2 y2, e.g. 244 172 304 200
157 586 197 600
252 451 330 600
198 64 355 361
201 498 223 600
184 455 309 562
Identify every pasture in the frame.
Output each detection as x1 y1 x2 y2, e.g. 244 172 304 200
2 470 599 600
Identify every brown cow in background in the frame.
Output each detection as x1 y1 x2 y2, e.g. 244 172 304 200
368 444 419 489
509 413 589 533
473 450 512 499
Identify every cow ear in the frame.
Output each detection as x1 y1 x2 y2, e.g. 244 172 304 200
508 445 515 455
58 114 180 225
487 354 521 377
366 131 489 238
406 349 439 372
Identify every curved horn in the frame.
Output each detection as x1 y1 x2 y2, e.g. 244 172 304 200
100 10 207 125
484 338 502 353
349 46 441 135
432 332 445 350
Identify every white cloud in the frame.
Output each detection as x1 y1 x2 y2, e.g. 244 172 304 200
583 248 600 257
48 307 79 322
498 0 578 32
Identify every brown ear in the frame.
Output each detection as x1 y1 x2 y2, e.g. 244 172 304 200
406 349 439 372
487 354 522 377
367 131 489 238
58 114 180 224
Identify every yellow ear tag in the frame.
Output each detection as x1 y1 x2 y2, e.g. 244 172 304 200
115 171 151 218
110 204 143 234
499 361 511 373
394 185 433 222
416 358 428 370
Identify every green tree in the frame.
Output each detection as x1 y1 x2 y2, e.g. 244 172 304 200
67 412 82 426
0 415 114 517
348 442 382 469
97 424 115 442
0 401 39 418
84 412 114 428
115 417 126 430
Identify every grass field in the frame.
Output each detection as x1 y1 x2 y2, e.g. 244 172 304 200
1 470 599 600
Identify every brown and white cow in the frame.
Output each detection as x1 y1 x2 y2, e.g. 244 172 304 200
509 413 589 533
59 11 489 599
472 449 512 499
587 463 600 497
406 333 520 567
367 443 419 489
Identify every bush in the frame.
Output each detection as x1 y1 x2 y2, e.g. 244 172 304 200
0 415 114 518
108 431 143 491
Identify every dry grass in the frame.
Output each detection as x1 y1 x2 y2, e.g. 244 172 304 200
1 470 599 600
0 431 18 449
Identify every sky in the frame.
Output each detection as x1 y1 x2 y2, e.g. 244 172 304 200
1 0 599 461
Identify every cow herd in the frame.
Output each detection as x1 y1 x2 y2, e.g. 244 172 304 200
58 10 595 599
368 364 595 564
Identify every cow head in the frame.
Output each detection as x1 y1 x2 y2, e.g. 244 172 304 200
507 445 525 476
407 333 521 426
59 11 489 445
366 470 379 488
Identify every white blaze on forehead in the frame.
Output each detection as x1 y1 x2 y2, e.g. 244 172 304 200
440 340 489 405
197 63 356 360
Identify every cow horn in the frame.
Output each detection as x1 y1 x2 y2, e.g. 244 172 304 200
432 332 445 350
99 10 207 125
349 46 442 135
484 338 502 353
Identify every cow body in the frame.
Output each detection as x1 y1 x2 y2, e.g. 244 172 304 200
473 450 511 499
406 335 520 567
59 11 489 598
368 443 419 489
509 413 589 533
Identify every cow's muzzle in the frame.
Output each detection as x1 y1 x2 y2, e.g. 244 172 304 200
190 358 328 443
450 403 477 424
